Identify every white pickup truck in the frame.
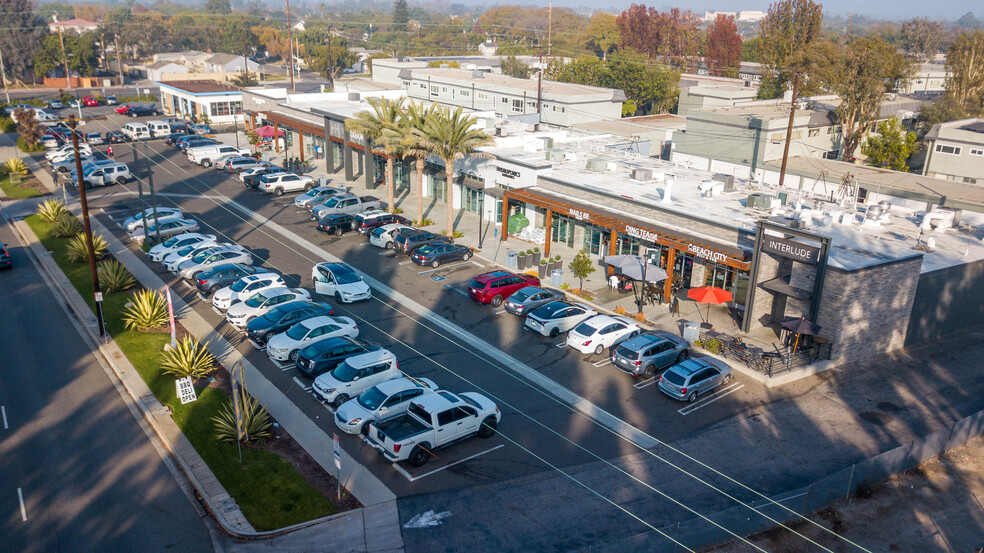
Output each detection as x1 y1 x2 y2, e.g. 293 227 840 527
187 144 252 167
310 193 382 219
366 390 500 466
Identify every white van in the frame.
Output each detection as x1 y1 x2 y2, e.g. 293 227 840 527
122 122 151 141
146 121 171 138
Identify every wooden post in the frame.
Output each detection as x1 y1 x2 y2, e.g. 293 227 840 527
543 208 553 258
273 122 280 152
607 226 618 276
663 246 676 302
299 132 305 162
500 196 510 241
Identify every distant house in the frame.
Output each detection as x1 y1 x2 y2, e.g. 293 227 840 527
146 61 189 81
923 118 984 185
48 18 99 35
293 20 306 32
203 53 260 74
156 80 243 124
478 40 497 56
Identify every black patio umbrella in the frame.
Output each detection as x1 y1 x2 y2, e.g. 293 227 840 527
781 316 821 351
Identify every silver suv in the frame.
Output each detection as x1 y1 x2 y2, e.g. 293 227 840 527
610 330 691 379
80 162 132 189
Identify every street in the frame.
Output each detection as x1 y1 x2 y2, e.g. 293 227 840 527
0 212 215 553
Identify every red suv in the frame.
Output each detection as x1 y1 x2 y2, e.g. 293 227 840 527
467 272 541 307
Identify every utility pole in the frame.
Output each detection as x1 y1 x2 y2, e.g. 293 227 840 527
777 76 800 190
847 13 853 37
241 15 251 84
326 32 334 92
536 46 543 132
547 3 552 57
143 141 162 244
0 47 10 103
68 114 105 337
114 36 124 86
54 13 72 90
285 0 295 92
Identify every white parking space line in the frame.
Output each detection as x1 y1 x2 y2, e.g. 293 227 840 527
17 488 26 521
1 406 7 429
592 359 612 368
416 262 470 276
634 378 657 389
392 445 505 482
493 309 506 315
555 342 568 348
180 281 194 289
677 382 744 416
442 285 469 298
398 261 412 266
291 376 312 392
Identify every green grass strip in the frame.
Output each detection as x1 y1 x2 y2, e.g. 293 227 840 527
1 176 43 200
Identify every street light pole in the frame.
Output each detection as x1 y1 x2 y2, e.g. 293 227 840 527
69 114 105 337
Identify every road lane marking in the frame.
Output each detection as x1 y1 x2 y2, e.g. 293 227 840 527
1 406 7 429
17 488 26 521
634 378 657 389
677 382 744 416
393 445 505 482
493 309 506 315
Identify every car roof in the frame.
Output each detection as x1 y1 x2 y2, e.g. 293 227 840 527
344 348 394 368
580 314 634 328
666 358 713 377
474 271 512 282
373 377 425 395
299 315 337 329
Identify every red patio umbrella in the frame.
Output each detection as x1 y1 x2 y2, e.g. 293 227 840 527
686 286 734 323
255 125 284 138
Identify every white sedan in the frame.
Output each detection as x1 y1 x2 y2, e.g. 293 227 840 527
266 315 359 362
147 233 215 262
565 314 642 355
177 247 253 280
212 273 286 311
524 301 597 338
162 243 227 272
131 218 200 244
225 287 311 328
293 185 343 208
368 223 413 250
334 376 438 436
124 208 184 233
312 262 371 303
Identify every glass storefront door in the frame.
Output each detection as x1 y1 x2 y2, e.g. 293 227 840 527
583 226 610 256
464 187 484 214
551 213 575 248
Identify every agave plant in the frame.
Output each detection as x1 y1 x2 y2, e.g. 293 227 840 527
65 233 108 263
36 199 70 223
160 336 215 380
97 259 136 293
122 289 169 330
50 215 84 238
4 158 28 176
212 392 272 443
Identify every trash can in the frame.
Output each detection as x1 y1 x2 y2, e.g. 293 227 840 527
505 250 518 269
550 269 564 288
682 321 700 345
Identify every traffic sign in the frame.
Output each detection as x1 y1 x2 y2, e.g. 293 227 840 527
333 433 341 469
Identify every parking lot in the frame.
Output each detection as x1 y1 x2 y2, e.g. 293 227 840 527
43 107 984 551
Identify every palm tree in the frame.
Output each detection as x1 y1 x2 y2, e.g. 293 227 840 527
390 100 435 225
344 97 405 213
413 106 494 234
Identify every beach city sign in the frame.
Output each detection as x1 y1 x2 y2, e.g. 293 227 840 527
761 235 821 265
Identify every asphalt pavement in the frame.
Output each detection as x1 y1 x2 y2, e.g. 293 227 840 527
0 210 216 552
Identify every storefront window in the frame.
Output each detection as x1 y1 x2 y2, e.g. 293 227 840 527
614 234 641 256
464 187 484 214
583 226 610 255
430 176 446 201
551 213 575 247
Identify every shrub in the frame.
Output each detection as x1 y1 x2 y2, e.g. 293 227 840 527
36 199 70 222
161 336 216 379
4 158 28 176
212 392 273 443
415 218 434 227
633 312 647 323
17 136 45 153
614 305 628 315
122 289 169 330
393 207 404 214
65 233 108 263
51 215 84 238
0 116 16 133
97 259 136 292
533 246 540 253
440 229 464 238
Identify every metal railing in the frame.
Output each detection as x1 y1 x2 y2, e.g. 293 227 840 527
697 331 832 377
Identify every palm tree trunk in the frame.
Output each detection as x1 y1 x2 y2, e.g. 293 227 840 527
444 158 454 233
415 157 424 225
386 155 395 213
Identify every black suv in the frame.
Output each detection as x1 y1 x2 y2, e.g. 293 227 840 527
244 301 334 347
244 167 289 189
194 263 269 296
354 211 411 235
317 213 356 236
127 105 159 117
394 230 451 255
294 337 381 379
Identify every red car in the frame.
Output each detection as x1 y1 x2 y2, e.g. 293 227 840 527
467 271 541 307
115 104 132 114
82 96 99 107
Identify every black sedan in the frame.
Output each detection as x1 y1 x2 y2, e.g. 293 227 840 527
127 105 159 117
244 301 334 347
294 337 381 379
410 243 474 268
194 263 270 297
164 132 192 146
244 167 288 189
104 130 128 144
317 214 356 236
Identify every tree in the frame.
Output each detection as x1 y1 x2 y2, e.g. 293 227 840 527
0 0 46 83
393 101 435 225
956 12 983 30
917 95 972 136
500 55 532 79
204 0 231 14
14 108 43 148
758 0 824 97
346 97 405 216
582 13 619 60
231 71 258 87
900 18 944 61
945 31 984 114
705 14 742 77
569 249 595 291
246 129 262 153
822 37 912 161
413 106 494 234
741 37 761 63
861 117 918 171
33 33 99 78
615 5 701 70
392 0 409 33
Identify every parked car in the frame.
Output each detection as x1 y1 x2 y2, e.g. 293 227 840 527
195 264 270 297
187 144 251 167
148 232 215 262
524 301 596 338
211 153 239 171
0 242 11 269
164 132 189 146
3 103 33 115
294 185 345 208
295 337 381 380
179 138 217 153
368 224 414 250
565 314 641 355
82 96 99 107
366 389 499 466
243 166 288 188
41 133 62 149
503 286 565 316
46 143 92 162
266 315 359 362
393 230 451 256
309 193 381 217
162 242 225 271
188 123 212 135
104 130 128 143
67 99 83 109
83 132 104 145
225 287 312 328
658 358 734 403
114 104 132 114
316 213 356 236
353 211 410 235
211 272 285 309
105 95 119 106
467 271 541 307
225 156 266 173
610 331 691 379
245 300 334 347
124 207 184 233
127 104 159 117
47 100 64 110
79 162 131 189
410 243 473 268
313 349 401 408
177 246 253 280
131 218 200 244
334 376 438 436
51 151 106 173
175 135 212 149
259 172 315 196
312 262 371 303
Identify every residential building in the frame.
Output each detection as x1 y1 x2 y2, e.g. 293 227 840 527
923 118 984 185
145 61 189 82
900 63 949 95
677 84 759 117
156 80 243 124
47 18 99 35
203 53 260 74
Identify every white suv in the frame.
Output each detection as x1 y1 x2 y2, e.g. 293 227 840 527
187 144 251 167
258 173 315 196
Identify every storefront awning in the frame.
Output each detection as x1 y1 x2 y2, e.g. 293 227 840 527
433 171 489 192
759 277 813 300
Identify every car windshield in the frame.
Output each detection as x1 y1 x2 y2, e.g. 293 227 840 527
573 321 597 335
332 266 361 285
662 370 687 386
532 302 567 319
370 227 387 237
415 245 435 255
230 278 251 292
331 361 359 382
162 236 181 247
244 293 267 307
324 197 342 208
286 323 309 340
510 288 535 302
191 250 213 262
176 245 197 256
357 386 388 410
615 345 639 360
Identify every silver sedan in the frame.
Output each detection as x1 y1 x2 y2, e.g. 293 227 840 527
503 286 565 316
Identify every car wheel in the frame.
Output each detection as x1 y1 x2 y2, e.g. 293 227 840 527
304 182 314 191
131 113 137 118
431 259 440 268
461 252 471 261
677 350 690 363
549 326 560 338
359 422 372 437
333 227 343 236
687 391 698 403
274 187 285 197
722 374 732 385
289 350 299 362
408 445 429 467
115 176 126 185
385 241 394 250
201 160 212 168
333 393 349 408
594 344 604 355
83 181 92 190
490 295 503 307
209 285 220 295
478 416 497 438
335 292 347 304
642 365 655 379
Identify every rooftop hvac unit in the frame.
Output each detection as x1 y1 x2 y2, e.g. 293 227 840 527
472 70 484 78
930 206 961 227
348 92 361 101
586 158 607 172
631 168 653 181
747 192 775 210
545 149 564 161
541 137 554 149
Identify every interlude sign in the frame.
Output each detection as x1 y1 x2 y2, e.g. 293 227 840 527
761 235 821 265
